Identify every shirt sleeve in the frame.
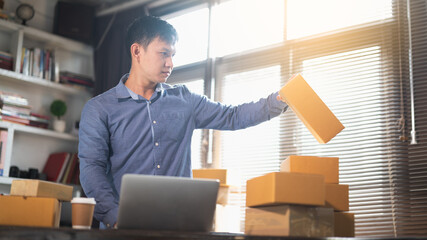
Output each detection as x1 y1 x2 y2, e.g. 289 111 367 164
188 86 288 130
78 99 119 228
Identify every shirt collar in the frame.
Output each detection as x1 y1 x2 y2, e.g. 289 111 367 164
115 73 178 100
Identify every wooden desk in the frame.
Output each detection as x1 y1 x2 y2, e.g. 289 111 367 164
0 226 414 240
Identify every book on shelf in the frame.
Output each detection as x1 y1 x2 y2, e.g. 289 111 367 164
42 152 71 182
60 153 78 184
0 91 50 129
0 91 29 108
59 71 94 89
20 47 55 81
0 50 13 71
0 130 8 176
42 152 80 184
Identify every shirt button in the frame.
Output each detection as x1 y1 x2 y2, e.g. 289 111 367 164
157 165 161 169
153 120 157 124
155 142 159 146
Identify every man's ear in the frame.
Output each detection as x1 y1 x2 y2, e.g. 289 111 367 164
130 43 141 62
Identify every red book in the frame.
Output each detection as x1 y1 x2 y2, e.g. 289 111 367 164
65 154 79 184
42 152 71 182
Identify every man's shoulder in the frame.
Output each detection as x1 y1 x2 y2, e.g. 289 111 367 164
84 87 117 112
90 87 117 103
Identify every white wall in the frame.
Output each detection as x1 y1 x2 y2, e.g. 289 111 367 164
3 0 58 32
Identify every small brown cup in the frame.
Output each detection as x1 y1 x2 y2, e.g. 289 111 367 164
71 197 96 229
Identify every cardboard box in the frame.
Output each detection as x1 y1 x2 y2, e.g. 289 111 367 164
10 179 73 201
217 184 230 205
325 184 349 211
0 195 61 227
246 172 325 207
193 169 227 185
334 212 355 237
245 205 334 237
280 155 339 184
279 74 344 144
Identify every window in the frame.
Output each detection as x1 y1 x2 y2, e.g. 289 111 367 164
211 0 284 57
218 65 282 231
286 0 393 39
166 7 209 67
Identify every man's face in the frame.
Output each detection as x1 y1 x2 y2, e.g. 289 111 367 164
137 37 176 84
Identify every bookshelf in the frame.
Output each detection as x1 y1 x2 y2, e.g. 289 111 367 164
0 19 93 191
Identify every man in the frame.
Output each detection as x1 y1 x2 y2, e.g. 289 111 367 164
78 15 287 229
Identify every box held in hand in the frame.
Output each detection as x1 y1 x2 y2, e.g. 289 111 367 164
279 74 344 144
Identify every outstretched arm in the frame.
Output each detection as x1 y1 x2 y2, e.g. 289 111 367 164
189 86 287 130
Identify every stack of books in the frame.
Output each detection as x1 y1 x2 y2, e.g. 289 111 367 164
0 91 50 128
0 180 73 227
59 71 94 90
20 47 56 81
0 50 13 71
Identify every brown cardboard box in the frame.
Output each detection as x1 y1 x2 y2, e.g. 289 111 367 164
10 179 73 201
334 212 355 237
280 155 339 184
0 195 61 227
217 184 230 205
193 169 227 185
325 184 349 211
245 205 334 237
279 74 344 144
246 172 325 207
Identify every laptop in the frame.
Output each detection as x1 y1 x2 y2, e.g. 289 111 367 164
117 174 219 232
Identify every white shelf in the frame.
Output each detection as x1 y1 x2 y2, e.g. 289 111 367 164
0 121 78 141
0 176 18 184
0 19 92 56
0 68 92 97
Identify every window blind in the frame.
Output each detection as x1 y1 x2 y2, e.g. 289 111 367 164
211 0 427 236
404 0 427 235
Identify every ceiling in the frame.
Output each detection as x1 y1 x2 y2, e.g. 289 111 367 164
60 0 152 12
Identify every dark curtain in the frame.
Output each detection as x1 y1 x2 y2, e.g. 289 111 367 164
93 6 148 96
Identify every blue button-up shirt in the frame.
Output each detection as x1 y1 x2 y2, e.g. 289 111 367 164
78 74 287 228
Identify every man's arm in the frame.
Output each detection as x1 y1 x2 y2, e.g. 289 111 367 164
188 86 287 130
78 99 119 228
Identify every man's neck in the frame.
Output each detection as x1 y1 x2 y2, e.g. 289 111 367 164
125 72 157 100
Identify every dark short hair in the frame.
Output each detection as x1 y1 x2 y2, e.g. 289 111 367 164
125 15 178 58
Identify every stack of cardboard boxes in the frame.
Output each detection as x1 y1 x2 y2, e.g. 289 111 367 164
0 180 72 227
245 156 354 237
244 74 354 237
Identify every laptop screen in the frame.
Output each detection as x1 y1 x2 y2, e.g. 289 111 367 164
117 174 219 232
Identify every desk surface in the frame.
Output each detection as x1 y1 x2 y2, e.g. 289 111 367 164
0 226 425 240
